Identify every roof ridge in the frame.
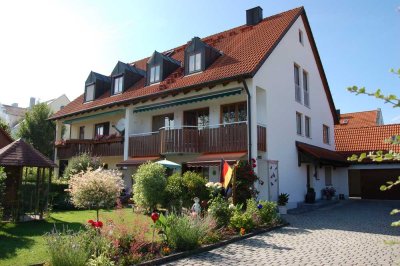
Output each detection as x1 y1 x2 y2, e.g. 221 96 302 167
340 109 378 115
335 123 400 131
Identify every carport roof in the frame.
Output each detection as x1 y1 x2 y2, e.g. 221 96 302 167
296 141 348 167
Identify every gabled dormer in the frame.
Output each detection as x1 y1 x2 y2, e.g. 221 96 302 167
146 51 181 85
84 71 111 102
184 37 221 75
111 61 146 95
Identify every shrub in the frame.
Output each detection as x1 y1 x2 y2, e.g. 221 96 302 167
229 209 254 232
133 162 166 211
234 160 260 205
164 172 185 212
63 153 102 179
278 193 289 206
157 213 215 251
257 200 278 225
244 198 262 227
68 169 124 220
206 181 223 199
182 171 208 207
208 195 232 228
0 167 6 219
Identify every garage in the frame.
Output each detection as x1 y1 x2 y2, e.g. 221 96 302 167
349 169 400 200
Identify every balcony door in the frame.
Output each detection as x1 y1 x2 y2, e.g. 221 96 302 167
152 113 174 132
183 108 209 129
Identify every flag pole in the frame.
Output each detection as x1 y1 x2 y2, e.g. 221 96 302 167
232 162 237 205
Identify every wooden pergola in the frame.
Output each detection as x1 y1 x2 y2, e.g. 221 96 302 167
0 139 56 221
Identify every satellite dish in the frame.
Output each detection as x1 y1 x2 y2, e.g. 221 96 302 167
114 118 125 134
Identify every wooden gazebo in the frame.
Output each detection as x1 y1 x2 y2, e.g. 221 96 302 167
0 139 56 221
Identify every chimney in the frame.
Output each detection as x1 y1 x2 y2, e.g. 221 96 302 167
246 6 263 26
30 97 36 108
11 103 18 107
336 109 341 117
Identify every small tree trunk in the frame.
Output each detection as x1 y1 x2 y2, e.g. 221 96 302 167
96 208 99 222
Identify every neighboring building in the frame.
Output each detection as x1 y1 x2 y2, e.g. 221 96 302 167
50 6 349 207
0 103 27 128
335 110 400 200
0 127 13 149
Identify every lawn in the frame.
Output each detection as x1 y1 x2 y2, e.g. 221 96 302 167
0 208 150 266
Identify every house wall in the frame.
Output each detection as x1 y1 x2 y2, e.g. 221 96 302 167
69 113 124 139
252 16 348 207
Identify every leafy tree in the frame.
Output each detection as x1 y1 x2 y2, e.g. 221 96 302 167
132 162 166 211
0 119 11 136
182 171 208 207
347 68 399 227
17 103 55 158
63 153 102 179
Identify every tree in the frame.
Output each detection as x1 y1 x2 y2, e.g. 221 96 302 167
63 153 102 179
347 68 399 227
0 119 11 136
68 168 124 221
17 103 55 158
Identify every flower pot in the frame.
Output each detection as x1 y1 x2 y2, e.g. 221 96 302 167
305 191 316 203
278 205 287 215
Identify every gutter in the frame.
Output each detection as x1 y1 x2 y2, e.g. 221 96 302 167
242 79 252 162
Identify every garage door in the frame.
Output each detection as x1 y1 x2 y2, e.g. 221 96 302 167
356 169 400 200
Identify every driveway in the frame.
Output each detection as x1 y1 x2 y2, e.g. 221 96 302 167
168 200 400 266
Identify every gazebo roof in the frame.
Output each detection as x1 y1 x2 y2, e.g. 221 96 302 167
0 139 57 168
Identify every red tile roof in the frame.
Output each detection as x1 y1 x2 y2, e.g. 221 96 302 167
0 139 57 167
335 124 400 156
337 110 380 128
51 7 338 124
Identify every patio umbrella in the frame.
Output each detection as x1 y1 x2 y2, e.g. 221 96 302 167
156 159 181 169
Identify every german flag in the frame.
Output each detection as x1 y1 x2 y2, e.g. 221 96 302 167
221 160 233 188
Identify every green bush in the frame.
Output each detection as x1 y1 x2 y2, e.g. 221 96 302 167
244 198 262 227
208 195 232 228
182 171 208 207
133 162 166 211
164 173 185 212
63 153 102 179
229 209 254 232
257 200 278 225
159 213 214 251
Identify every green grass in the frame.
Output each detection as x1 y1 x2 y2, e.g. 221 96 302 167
0 208 149 266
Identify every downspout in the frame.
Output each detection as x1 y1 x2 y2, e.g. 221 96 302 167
242 80 252 162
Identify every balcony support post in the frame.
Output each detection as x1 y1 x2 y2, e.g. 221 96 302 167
124 106 134 160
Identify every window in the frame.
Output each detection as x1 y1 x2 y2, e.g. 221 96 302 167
85 84 95 102
189 52 202 73
303 70 309 107
94 122 110 137
296 112 302 135
113 76 123 94
323 124 330 144
294 64 301 103
152 114 174 131
305 116 311 138
149 65 161 84
325 167 332 186
221 102 247 124
299 29 303 45
184 108 209 129
79 126 85 140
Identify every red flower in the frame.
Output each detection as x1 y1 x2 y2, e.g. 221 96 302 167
151 212 160 223
251 158 256 163
252 163 257 168
88 219 94 224
96 221 103 228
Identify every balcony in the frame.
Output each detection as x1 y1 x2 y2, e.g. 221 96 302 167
56 137 124 159
129 122 267 157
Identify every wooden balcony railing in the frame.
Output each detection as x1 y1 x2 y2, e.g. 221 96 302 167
128 123 267 157
56 137 124 159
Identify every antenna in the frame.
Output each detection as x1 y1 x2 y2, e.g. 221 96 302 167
113 118 126 134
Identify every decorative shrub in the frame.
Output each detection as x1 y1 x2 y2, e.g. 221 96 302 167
0 167 6 219
63 153 102 179
157 213 215 251
164 172 185 212
182 171 208 207
234 160 260 205
133 162 166 211
244 198 262 227
257 200 278 225
229 209 254 232
68 168 124 220
206 181 223 199
208 195 233 228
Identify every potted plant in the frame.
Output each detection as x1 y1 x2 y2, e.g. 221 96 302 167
305 187 316 203
278 193 289 214
322 186 336 200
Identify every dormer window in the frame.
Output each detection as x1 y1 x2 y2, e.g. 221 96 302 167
150 65 161 84
85 83 95 102
189 52 202 73
113 75 123 95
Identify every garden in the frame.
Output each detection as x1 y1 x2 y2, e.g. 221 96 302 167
0 156 285 266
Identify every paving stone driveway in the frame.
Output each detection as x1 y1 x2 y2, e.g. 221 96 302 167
168 200 400 266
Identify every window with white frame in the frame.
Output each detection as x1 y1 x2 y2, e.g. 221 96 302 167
303 70 309 107
85 84 95 102
296 112 302 135
294 64 301 103
323 124 330 144
305 116 311 138
149 65 161 84
113 76 123 94
189 52 202 73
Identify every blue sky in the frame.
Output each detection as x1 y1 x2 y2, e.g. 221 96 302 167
0 0 399 123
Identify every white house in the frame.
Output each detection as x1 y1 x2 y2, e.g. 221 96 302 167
50 6 349 208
